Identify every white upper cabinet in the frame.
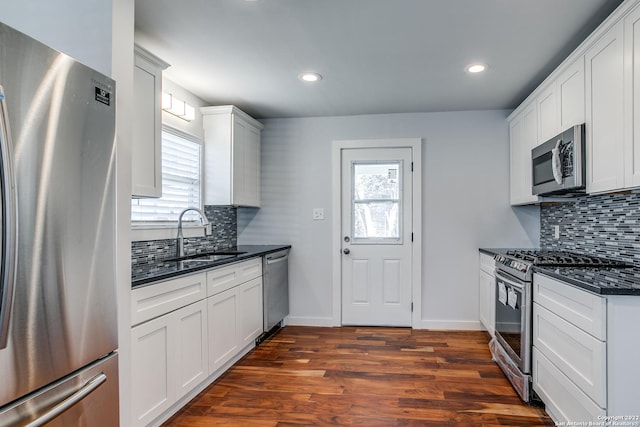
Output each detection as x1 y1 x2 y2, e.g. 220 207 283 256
585 21 625 194
509 57 584 206
625 4 640 187
537 57 585 146
132 45 169 198
201 105 263 207
504 1 640 200
509 102 539 205
558 58 585 131
537 84 558 143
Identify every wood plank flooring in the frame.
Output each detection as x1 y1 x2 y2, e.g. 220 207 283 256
162 326 553 426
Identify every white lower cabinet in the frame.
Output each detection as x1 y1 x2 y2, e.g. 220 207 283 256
532 347 605 422
533 273 607 424
175 301 209 398
131 258 264 426
131 299 207 427
533 272 640 423
478 252 495 337
208 287 239 373
533 303 606 406
238 277 264 347
208 276 263 374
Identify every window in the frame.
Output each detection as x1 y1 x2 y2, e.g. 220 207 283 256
131 127 202 223
352 161 402 242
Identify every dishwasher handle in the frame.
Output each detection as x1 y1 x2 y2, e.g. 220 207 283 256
266 252 288 265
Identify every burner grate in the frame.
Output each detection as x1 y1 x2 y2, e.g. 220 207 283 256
503 250 629 268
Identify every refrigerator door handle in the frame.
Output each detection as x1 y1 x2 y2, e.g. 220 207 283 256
23 373 107 427
0 85 18 350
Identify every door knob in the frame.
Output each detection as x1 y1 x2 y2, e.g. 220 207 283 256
343 248 350 255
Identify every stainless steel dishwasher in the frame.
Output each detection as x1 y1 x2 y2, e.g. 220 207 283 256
263 249 290 334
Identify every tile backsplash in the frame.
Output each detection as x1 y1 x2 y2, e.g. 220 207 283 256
540 190 640 264
131 206 238 266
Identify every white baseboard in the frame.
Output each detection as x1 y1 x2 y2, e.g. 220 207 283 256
285 315 336 327
285 317 483 331
414 319 484 330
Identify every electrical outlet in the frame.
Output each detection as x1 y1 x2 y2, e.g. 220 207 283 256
554 225 560 239
313 208 325 220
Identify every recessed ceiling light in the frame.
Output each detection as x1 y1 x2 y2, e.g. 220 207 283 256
299 72 322 83
466 63 487 73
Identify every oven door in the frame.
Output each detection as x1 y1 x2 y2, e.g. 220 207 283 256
494 270 531 374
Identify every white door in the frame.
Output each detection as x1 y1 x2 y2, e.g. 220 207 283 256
341 147 413 326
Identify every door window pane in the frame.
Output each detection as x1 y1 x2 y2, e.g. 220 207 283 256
352 162 401 241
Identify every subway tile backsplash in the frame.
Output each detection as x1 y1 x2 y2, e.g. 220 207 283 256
131 206 238 266
540 190 640 264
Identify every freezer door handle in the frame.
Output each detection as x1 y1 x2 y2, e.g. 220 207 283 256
23 373 107 427
0 85 18 350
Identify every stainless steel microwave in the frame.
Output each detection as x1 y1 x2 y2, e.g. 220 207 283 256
531 124 585 196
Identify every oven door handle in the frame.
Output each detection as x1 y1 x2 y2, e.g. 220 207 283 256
495 270 525 291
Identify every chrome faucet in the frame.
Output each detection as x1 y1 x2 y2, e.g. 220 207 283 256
176 207 209 258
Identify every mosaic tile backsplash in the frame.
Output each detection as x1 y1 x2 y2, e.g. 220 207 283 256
540 190 640 265
131 206 238 266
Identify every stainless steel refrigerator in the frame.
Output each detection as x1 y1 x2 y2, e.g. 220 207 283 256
0 22 118 426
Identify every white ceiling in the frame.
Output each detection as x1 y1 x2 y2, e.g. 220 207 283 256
134 0 623 119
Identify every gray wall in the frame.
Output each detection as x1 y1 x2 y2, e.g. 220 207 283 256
1 0 113 76
239 109 540 328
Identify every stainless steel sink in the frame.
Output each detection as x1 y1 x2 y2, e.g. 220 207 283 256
171 251 247 265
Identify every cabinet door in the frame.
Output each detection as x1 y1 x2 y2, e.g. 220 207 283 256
509 103 538 205
238 277 264 347
232 116 261 207
585 21 625 193
131 316 173 426
478 269 495 337
558 57 585 131
175 300 208 400
533 303 606 407
208 289 239 374
244 124 261 207
532 348 605 423
538 84 558 142
132 47 167 198
625 5 640 187
232 116 248 205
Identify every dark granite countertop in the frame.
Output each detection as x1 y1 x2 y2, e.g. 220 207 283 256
479 248 540 256
534 266 640 296
131 244 291 289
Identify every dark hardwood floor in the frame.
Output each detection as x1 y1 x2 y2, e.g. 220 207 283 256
162 326 553 426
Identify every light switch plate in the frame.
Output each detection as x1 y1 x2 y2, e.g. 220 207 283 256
313 208 324 220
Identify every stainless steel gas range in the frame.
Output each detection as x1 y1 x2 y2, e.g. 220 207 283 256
490 250 628 403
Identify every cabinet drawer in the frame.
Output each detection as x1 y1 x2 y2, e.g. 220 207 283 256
533 348 605 423
533 273 606 340
533 303 606 406
207 257 262 296
132 272 207 326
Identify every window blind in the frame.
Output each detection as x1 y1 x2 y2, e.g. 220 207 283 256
131 127 202 222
